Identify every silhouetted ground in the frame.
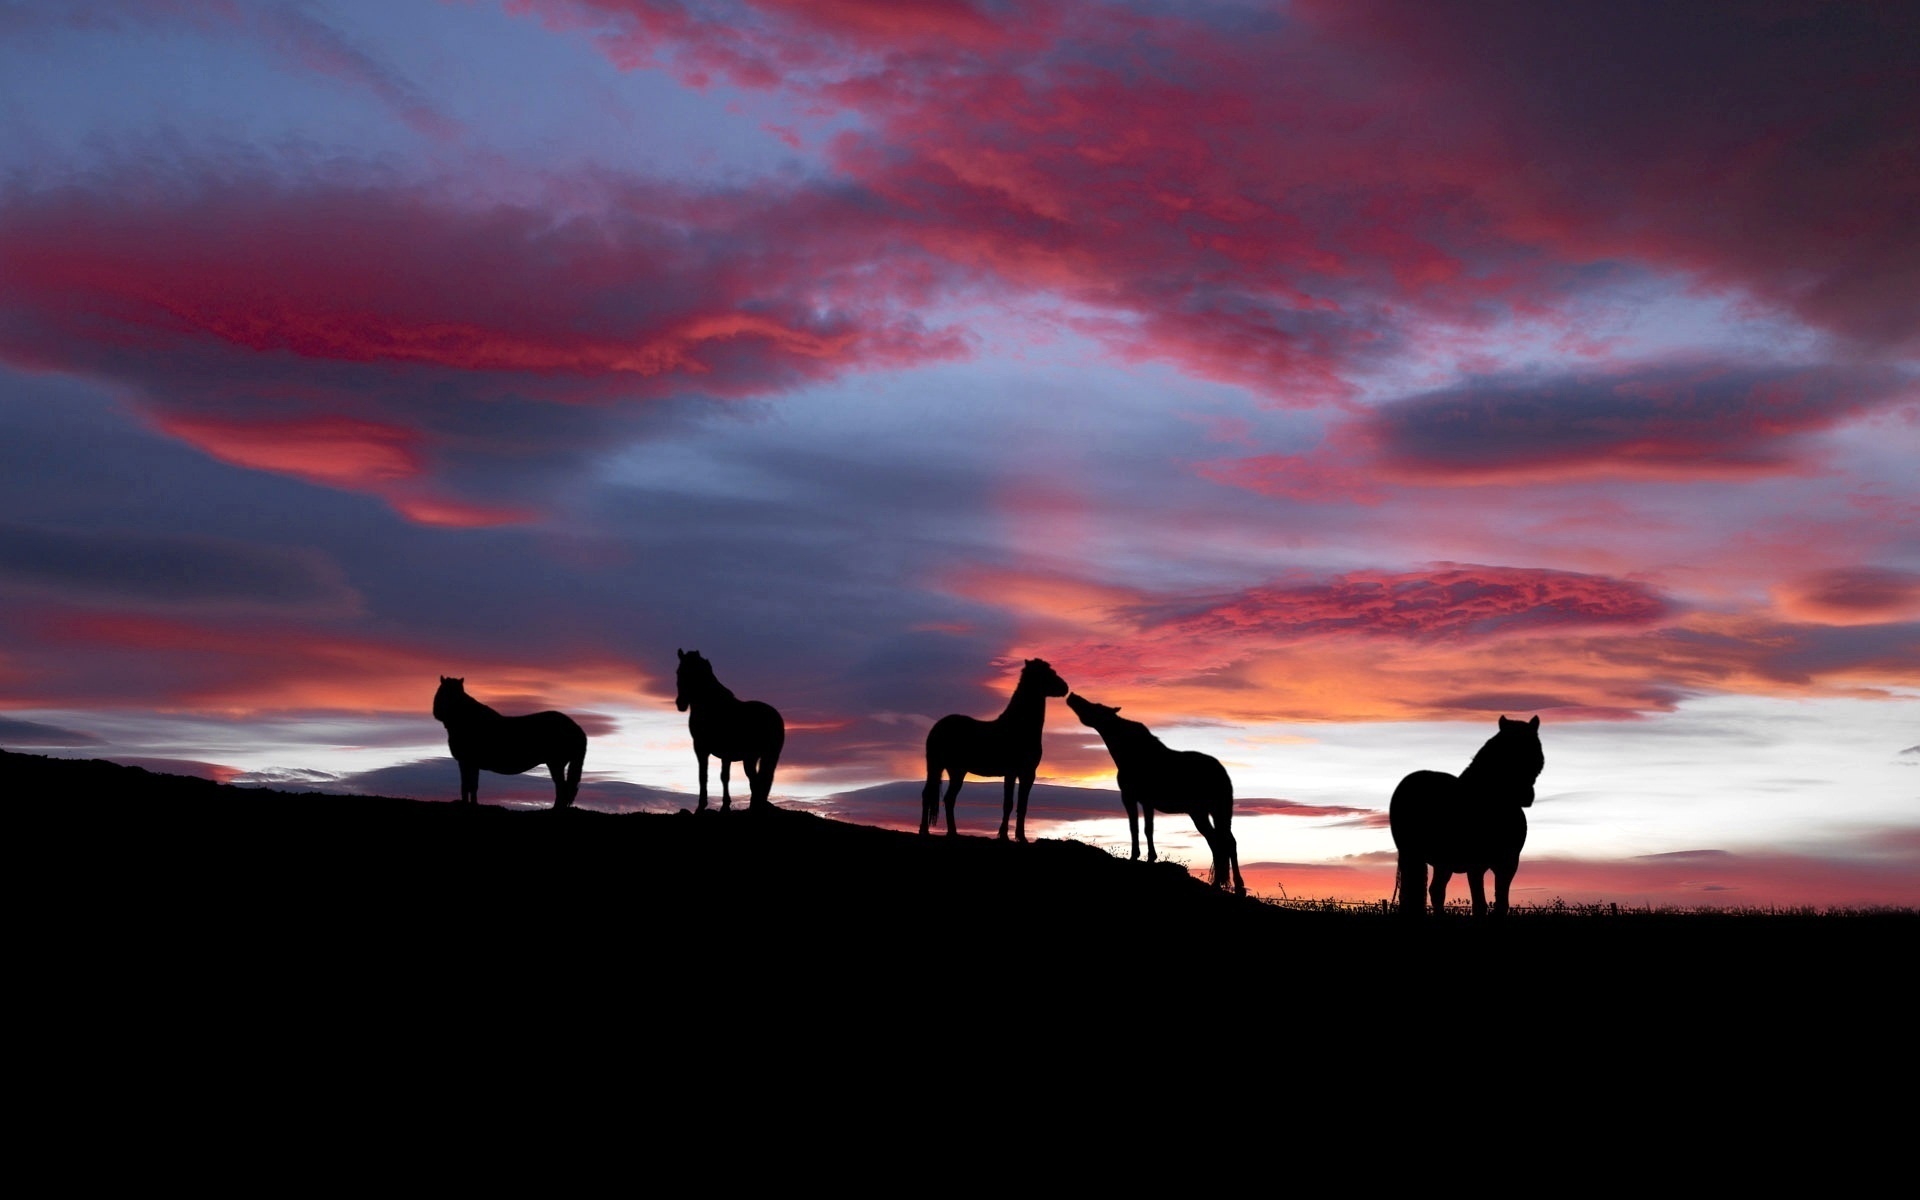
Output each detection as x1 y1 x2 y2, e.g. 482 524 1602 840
14 750 1912 1038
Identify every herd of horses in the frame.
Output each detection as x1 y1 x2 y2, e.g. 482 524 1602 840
431 654 1546 918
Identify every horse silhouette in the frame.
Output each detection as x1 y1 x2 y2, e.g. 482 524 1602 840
921 657 1069 841
1389 715 1544 917
675 648 785 812
431 676 587 809
1066 692 1245 894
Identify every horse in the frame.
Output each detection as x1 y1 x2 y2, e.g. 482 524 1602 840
921 657 1069 841
431 676 588 809
1066 692 1245 894
675 649 785 812
1389 715 1545 918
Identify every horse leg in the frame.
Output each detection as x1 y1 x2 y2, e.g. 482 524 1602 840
694 749 709 812
1123 795 1140 861
1428 867 1452 915
1219 802 1244 895
460 760 479 805
1492 861 1516 918
998 776 1015 840
942 773 965 836
720 757 733 811
743 755 762 809
1468 870 1489 917
920 766 939 836
548 761 568 810
1144 805 1157 862
1397 854 1426 918
1014 774 1034 843
752 738 781 809
1192 812 1227 890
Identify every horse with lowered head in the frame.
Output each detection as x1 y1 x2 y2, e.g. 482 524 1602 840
1066 692 1244 894
1389 715 1544 918
432 676 588 809
922 657 1069 842
675 649 785 812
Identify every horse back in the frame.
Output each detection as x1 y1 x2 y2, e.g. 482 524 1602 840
690 697 783 761
449 710 586 774
1116 746 1230 815
926 712 1032 779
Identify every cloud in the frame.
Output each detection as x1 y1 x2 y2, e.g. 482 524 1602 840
0 522 360 616
1133 565 1671 642
527 0 1920 398
0 715 101 747
1776 568 1920 626
0 169 970 519
1360 364 1914 483
5 0 463 140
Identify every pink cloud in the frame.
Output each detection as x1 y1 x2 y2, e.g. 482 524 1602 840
1776 568 1920 626
0 171 971 516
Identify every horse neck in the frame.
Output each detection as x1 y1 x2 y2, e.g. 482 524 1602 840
444 694 498 726
997 680 1049 728
1459 738 1534 795
687 678 738 710
1107 723 1160 760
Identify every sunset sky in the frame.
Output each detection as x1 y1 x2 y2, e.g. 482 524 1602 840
2 1 1915 908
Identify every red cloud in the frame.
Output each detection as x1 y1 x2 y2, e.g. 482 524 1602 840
1136 565 1671 642
525 0 1918 400
954 561 1917 724
150 414 423 490
0 172 970 516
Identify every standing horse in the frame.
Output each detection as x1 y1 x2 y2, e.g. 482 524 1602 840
1389 715 1544 918
1066 693 1245 894
921 657 1069 841
432 676 588 809
675 649 785 812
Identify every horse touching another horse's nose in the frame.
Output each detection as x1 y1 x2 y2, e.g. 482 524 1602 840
922 657 1069 842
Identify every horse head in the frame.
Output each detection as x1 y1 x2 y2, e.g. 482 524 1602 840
1486 714 1544 807
1022 657 1070 699
675 648 711 713
432 676 467 723
1065 691 1120 733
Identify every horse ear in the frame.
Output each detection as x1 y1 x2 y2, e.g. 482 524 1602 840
1499 715 1513 729
1112 706 1122 714
678 648 685 659
1529 715 1540 729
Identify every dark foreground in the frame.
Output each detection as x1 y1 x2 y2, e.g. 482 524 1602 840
14 750 1913 1027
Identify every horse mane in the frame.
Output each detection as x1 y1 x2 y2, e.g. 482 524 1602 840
678 653 738 705
1461 724 1544 787
1108 716 1165 754
433 677 498 725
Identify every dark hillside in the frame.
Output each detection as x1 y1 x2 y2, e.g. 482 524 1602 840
11 750 1912 1026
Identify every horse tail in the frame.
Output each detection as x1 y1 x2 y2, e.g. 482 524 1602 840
920 731 943 835
756 716 785 807
1214 759 1244 893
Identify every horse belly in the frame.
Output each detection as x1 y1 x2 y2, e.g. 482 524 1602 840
931 717 1027 779
1116 766 1187 815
